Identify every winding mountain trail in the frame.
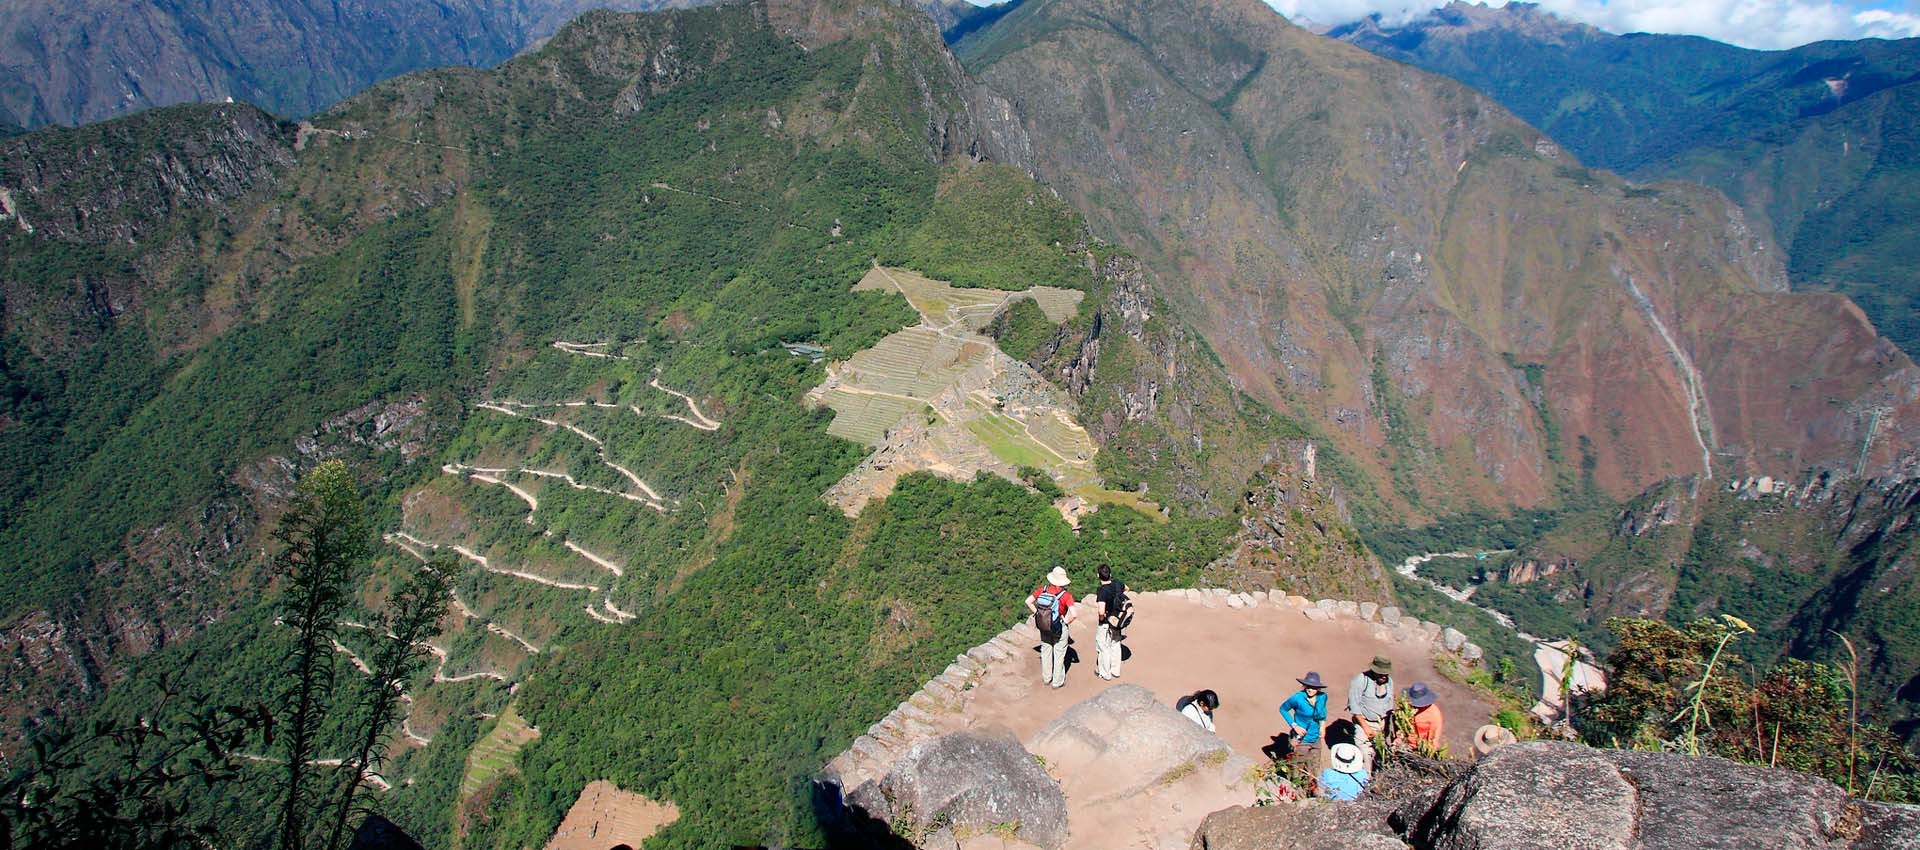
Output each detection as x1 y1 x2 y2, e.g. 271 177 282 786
563 541 625 577
447 465 541 515
1622 273 1715 478
331 638 374 675
237 754 393 792
551 341 628 359
463 406 670 511
648 376 722 430
539 339 725 432
447 544 602 592
384 533 546 654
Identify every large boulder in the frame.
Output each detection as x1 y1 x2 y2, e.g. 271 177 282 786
1190 803 1408 850
1189 743 1920 850
1411 744 1636 850
880 726 1067 850
1030 684 1234 803
1406 742 1920 850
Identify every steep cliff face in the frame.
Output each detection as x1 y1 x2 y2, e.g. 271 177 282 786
1333 4 1920 358
958 0 1920 521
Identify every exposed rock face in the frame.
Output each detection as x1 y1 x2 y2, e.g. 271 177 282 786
962 0 1920 519
1031 684 1241 804
1190 803 1406 850
1190 742 1920 850
1410 744 1920 850
880 727 1067 850
1202 449 1396 602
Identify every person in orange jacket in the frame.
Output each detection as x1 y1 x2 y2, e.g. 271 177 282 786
1401 682 1444 750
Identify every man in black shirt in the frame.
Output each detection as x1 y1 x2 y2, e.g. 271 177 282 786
1093 565 1130 680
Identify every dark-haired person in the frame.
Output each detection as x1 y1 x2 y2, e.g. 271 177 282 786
1177 688 1220 732
1093 565 1130 680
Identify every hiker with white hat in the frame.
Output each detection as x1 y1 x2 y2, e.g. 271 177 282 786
1026 567 1078 688
1317 742 1370 801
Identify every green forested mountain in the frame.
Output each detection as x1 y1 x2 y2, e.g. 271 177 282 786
1333 1 1920 354
0 1 1286 844
2 0 1919 845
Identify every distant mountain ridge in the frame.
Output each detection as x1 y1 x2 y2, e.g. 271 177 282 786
0 0 709 129
0 0 1009 131
1332 1 1920 354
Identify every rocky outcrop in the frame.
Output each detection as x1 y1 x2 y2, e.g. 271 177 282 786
1203 446 1396 603
1190 803 1407 850
0 104 295 246
880 727 1068 850
1191 742 1920 850
1031 684 1251 804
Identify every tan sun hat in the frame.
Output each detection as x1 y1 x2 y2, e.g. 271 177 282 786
1473 724 1518 757
1046 566 1071 587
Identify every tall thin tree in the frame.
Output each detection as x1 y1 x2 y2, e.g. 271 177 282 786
324 560 452 850
272 461 372 850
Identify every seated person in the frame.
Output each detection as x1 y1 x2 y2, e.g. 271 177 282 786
1318 742 1370 801
1176 688 1220 732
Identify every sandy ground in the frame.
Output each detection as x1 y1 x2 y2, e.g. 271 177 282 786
543 780 679 850
962 592 1491 759
918 591 1496 849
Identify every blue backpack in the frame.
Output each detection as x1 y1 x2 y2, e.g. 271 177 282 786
1033 586 1066 642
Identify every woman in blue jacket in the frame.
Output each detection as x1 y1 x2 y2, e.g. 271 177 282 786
1279 671 1329 756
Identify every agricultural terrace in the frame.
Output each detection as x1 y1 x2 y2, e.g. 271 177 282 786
810 267 1155 518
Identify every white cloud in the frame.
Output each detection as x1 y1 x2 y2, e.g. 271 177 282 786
1266 0 1920 49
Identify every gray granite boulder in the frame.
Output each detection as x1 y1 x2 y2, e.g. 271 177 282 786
1031 684 1231 803
880 726 1067 849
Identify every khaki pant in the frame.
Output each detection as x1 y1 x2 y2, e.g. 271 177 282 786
1039 638 1068 688
1095 624 1123 679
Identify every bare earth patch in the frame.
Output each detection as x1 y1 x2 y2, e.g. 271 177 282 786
544 780 680 850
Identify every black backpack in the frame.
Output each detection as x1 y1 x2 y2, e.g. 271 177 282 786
1100 582 1133 632
1033 586 1067 642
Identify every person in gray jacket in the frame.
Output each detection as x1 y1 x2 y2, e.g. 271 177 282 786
1346 655 1395 753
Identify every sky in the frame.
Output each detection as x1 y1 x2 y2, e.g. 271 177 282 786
1261 0 1920 49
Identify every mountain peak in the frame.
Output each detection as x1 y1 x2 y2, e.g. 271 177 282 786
1329 1 1599 45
